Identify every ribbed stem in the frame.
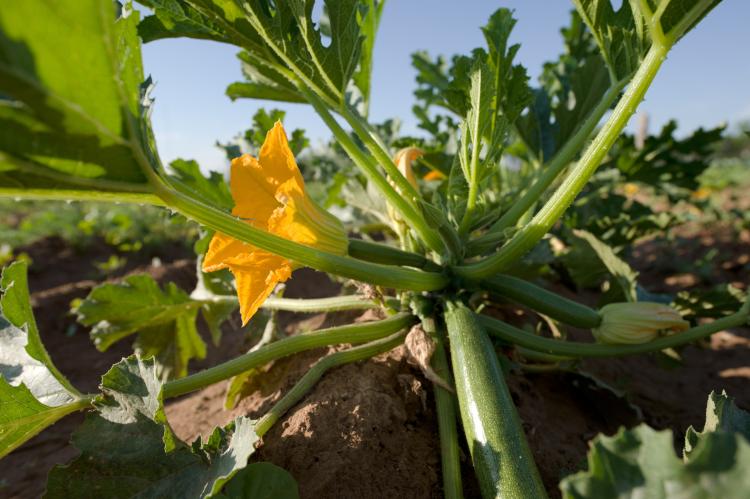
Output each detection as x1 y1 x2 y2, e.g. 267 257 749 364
348 239 442 272
467 80 626 255
254 331 406 436
455 44 669 281
431 329 463 499
163 313 416 398
477 304 750 358
298 86 445 254
482 275 601 329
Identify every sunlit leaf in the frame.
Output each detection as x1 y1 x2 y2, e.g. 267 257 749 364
0 261 84 458
0 1 154 196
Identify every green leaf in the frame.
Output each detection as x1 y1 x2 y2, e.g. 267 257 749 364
571 0 648 80
562 229 639 303
225 51 306 104
0 1 155 197
564 170 674 248
480 8 532 126
169 159 233 211
561 391 750 499
46 356 259 499
561 424 750 498
604 120 725 199
0 261 85 458
216 462 299 499
350 0 385 115
673 285 748 321
75 274 207 379
684 391 750 459
0 379 87 460
514 11 610 162
143 0 369 106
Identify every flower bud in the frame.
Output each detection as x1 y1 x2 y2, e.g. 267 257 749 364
387 147 423 226
592 302 689 345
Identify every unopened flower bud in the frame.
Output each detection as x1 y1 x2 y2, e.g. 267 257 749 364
593 302 689 345
387 147 423 226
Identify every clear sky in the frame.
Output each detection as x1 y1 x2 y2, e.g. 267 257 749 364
138 1 750 173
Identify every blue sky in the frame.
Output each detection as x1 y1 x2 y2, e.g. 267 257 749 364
138 1 750 173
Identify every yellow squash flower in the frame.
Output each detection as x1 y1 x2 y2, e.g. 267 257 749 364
203 122 347 325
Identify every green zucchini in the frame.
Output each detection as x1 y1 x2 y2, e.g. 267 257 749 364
444 300 547 499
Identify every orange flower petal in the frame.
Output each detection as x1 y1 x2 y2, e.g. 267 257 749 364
423 170 446 181
203 232 251 272
258 121 305 198
230 154 282 227
230 251 292 325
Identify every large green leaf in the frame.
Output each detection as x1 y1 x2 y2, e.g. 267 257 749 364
75 274 208 379
603 120 725 199
216 462 299 499
572 0 722 83
0 262 85 458
561 391 750 499
684 391 750 458
516 11 611 162
141 0 368 106
0 1 156 197
571 0 648 81
46 356 259 499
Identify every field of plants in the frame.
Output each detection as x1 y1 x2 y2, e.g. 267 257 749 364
1 1 749 498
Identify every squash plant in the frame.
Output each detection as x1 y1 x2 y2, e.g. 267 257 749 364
1 0 748 497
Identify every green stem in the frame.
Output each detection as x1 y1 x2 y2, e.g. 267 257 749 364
299 88 445 254
455 44 668 281
477 305 750 358
467 80 626 255
482 275 601 329
444 300 547 499
0 187 164 205
348 239 442 272
261 295 380 313
254 331 406 436
151 182 448 292
163 313 416 398
339 104 423 205
431 328 464 499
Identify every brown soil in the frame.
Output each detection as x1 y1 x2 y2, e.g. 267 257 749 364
1 231 749 499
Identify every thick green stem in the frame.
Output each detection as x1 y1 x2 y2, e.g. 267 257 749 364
477 304 750 358
444 300 547 499
254 331 406 436
455 44 668 280
298 87 445 254
197 294 386 313
431 328 464 499
467 80 626 255
150 182 448 292
261 295 378 313
348 239 442 272
339 104 423 204
0 188 164 205
163 313 416 398
482 275 601 329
